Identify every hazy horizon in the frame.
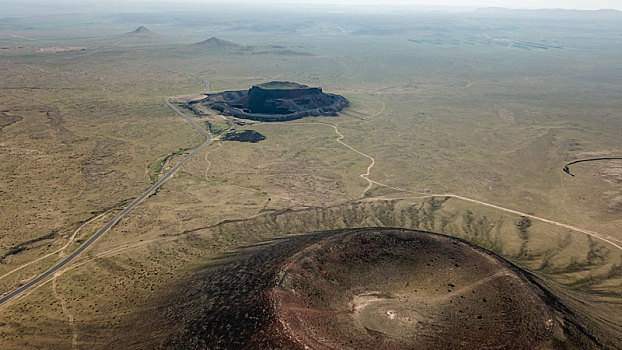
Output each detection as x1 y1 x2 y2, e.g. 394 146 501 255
1 0 622 17
149 0 622 10
87 0 622 10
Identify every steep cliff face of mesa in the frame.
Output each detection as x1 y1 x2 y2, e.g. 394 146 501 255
247 86 323 115
195 81 349 122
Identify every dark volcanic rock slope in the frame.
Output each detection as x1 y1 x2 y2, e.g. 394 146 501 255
193 81 348 121
120 228 607 350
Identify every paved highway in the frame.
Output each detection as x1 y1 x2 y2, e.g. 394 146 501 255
563 157 622 176
0 98 212 306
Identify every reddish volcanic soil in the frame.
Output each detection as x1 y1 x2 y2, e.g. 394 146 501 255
121 228 608 349
271 229 556 349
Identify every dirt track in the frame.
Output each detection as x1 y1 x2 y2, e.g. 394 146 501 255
0 98 213 307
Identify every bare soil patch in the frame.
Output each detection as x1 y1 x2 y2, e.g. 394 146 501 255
36 47 86 53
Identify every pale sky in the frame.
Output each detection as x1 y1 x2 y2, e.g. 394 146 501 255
134 0 622 10
3 0 622 15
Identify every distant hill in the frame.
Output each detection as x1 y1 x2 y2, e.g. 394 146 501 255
191 37 314 56
127 26 152 35
114 26 173 45
195 37 243 49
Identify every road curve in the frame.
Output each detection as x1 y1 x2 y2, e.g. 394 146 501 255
0 98 211 307
563 157 622 176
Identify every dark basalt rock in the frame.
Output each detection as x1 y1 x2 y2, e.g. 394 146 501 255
222 130 266 143
193 81 348 122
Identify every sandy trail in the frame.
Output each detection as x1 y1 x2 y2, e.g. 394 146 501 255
203 149 213 179
22 64 50 73
293 101 622 252
292 121 376 197
361 177 621 251
364 174 621 251
0 212 110 282
290 100 385 197
328 123 376 196
52 274 78 350
439 193 622 250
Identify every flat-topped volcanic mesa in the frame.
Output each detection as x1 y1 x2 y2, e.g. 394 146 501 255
133 228 605 349
195 81 349 121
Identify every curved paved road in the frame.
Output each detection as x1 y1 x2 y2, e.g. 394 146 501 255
563 157 622 176
0 98 211 307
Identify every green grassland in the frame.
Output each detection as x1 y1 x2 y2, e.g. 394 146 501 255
0 7 621 348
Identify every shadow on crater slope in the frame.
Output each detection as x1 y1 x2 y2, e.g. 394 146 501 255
121 228 608 350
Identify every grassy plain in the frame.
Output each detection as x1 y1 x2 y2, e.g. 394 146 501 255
0 7 620 348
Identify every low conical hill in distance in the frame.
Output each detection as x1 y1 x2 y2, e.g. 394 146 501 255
195 37 244 49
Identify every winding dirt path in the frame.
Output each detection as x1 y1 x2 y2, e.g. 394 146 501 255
296 105 622 252
52 274 78 350
291 121 376 197
328 123 376 196
290 100 386 197
0 212 109 283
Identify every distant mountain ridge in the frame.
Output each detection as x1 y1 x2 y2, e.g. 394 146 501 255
193 37 314 56
474 7 622 18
